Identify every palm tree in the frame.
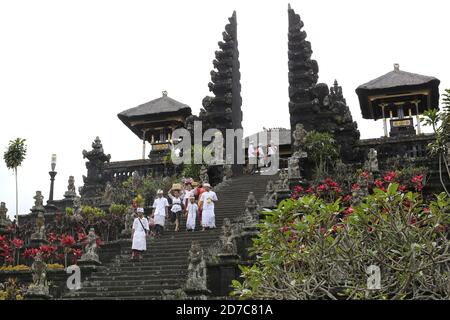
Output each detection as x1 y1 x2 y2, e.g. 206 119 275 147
3 138 27 222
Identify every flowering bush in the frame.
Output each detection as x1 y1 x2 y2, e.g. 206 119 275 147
0 278 26 300
232 184 450 300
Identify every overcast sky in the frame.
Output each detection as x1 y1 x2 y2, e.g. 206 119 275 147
1 0 448 218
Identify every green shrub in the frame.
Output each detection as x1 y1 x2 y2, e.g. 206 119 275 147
232 184 450 300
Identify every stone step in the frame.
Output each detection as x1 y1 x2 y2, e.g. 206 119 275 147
83 278 185 287
89 273 184 281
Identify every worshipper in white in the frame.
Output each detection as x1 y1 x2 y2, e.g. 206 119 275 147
200 183 218 231
131 207 149 261
168 187 184 232
151 189 169 237
185 196 198 232
247 141 257 174
257 143 266 170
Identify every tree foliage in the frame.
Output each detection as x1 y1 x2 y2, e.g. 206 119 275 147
232 185 450 300
3 138 27 171
304 131 339 180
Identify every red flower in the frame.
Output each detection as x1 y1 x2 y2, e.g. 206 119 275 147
72 249 82 259
306 187 314 194
280 226 290 233
368 227 374 233
398 185 407 192
374 180 384 188
0 235 6 243
423 207 430 213
360 171 369 179
294 186 304 193
23 248 39 258
325 178 338 188
343 206 354 216
317 184 327 192
60 235 75 247
351 183 360 191
414 183 423 192
411 175 424 184
11 238 24 249
77 233 87 243
343 194 352 202
383 171 397 182
47 233 58 243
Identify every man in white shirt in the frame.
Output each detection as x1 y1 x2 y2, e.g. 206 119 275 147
200 183 218 231
151 189 169 237
257 143 266 171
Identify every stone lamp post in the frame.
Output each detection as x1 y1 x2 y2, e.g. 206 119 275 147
48 154 57 202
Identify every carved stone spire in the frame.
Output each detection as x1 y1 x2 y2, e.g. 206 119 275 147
202 11 242 132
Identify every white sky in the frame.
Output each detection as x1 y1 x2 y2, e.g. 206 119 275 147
1 0 449 218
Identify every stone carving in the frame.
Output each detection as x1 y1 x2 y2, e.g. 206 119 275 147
261 180 277 208
185 241 208 292
70 197 84 224
80 137 111 201
365 148 379 174
287 5 360 163
219 218 236 255
64 176 77 199
201 11 242 142
199 165 209 183
276 170 290 191
26 252 50 297
102 182 113 204
30 212 46 241
78 227 101 265
243 192 259 225
352 174 369 207
223 164 233 182
288 156 301 179
0 202 11 228
122 207 135 235
32 191 45 212
292 123 307 154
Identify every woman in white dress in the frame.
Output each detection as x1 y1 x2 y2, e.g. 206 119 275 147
131 208 149 261
151 189 169 237
185 196 198 232
200 183 218 231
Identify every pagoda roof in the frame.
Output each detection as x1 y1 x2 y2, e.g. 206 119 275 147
356 65 440 119
118 91 191 139
118 92 191 120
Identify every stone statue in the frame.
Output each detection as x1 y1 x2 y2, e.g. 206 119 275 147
79 227 100 264
292 123 307 153
352 174 369 207
64 176 77 198
243 192 259 225
30 212 46 241
70 197 84 224
223 164 233 182
185 241 207 292
102 182 113 204
364 148 379 174
32 191 45 212
219 218 236 255
26 252 49 297
288 156 301 179
276 170 290 191
122 207 136 235
0 202 11 228
261 180 277 208
199 165 209 184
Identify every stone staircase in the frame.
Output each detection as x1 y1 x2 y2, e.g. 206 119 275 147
63 174 273 300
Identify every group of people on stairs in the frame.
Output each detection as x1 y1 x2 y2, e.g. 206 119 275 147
130 179 218 261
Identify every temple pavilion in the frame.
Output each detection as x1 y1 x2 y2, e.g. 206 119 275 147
117 91 192 159
356 64 440 137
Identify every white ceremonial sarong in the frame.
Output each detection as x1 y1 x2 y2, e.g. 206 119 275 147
186 203 198 230
132 217 148 251
201 191 218 228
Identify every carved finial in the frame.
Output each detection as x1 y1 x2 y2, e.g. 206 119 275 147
394 63 400 71
162 90 168 97
288 3 291 10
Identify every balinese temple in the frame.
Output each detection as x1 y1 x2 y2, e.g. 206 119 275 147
356 64 440 137
117 90 192 159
